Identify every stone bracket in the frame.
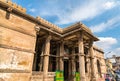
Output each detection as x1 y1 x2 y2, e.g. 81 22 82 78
6 7 12 19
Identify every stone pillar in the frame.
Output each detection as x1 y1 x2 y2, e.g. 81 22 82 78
78 32 86 81
68 59 72 80
56 44 60 70
43 35 51 81
32 25 40 71
39 43 45 71
71 47 76 81
59 41 64 71
32 53 37 71
89 41 97 81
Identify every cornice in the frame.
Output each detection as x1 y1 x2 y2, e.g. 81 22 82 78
93 45 104 54
0 0 98 41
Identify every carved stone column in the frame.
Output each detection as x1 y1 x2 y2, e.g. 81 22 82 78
59 41 64 71
32 25 40 71
71 47 76 81
39 43 45 71
43 35 51 81
89 41 97 81
56 44 60 70
78 32 86 81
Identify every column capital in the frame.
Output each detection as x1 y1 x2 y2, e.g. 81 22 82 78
34 24 40 34
59 39 65 43
7 7 13 12
46 34 52 41
76 31 83 38
89 39 94 46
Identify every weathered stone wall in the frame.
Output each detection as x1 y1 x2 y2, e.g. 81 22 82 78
30 72 55 81
0 7 36 81
94 49 106 81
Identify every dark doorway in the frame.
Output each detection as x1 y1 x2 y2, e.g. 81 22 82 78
64 60 69 81
32 35 44 71
97 60 102 77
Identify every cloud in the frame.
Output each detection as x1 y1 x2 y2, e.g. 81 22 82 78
94 37 117 51
103 1 115 9
29 8 36 12
53 0 119 25
12 0 120 26
105 48 120 57
114 48 120 56
25 0 120 26
90 16 120 33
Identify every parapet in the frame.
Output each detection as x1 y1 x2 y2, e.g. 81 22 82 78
0 0 26 13
36 16 63 33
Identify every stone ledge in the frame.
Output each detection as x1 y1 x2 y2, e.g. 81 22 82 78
0 44 35 53
0 69 30 73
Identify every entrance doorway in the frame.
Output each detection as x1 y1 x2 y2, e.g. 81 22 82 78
64 60 69 81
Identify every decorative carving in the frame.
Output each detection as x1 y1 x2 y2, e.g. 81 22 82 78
6 7 12 19
7 7 12 12
34 25 40 34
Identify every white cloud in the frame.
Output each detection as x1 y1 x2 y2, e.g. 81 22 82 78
36 0 120 25
54 0 119 25
94 37 119 58
94 37 117 51
112 48 120 57
103 1 115 9
104 48 120 58
90 16 120 33
29 8 36 12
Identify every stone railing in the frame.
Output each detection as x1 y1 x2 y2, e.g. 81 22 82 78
48 72 55 77
47 72 55 81
30 71 43 81
30 71 55 81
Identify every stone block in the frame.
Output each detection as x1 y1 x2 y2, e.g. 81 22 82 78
12 3 17 8
0 0 6 2
17 5 22 11
0 27 36 51
0 48 34 71
6 1 13 6
0 9 36 36
0 73 31 81
22 8 26 13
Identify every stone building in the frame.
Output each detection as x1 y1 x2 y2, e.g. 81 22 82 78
115 56 120 69
106 56 120 71
0 0 106 81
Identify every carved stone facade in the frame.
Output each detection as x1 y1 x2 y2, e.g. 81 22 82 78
0 0 106 81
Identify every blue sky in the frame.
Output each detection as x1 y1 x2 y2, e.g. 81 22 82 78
12 0 120 57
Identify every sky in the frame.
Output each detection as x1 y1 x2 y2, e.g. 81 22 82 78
12 0 120 58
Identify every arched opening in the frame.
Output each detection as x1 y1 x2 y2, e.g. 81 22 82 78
97 60 102 77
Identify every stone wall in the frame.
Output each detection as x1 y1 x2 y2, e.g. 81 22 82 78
0 7 36 81
93 48 106 81
30 72 55 81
